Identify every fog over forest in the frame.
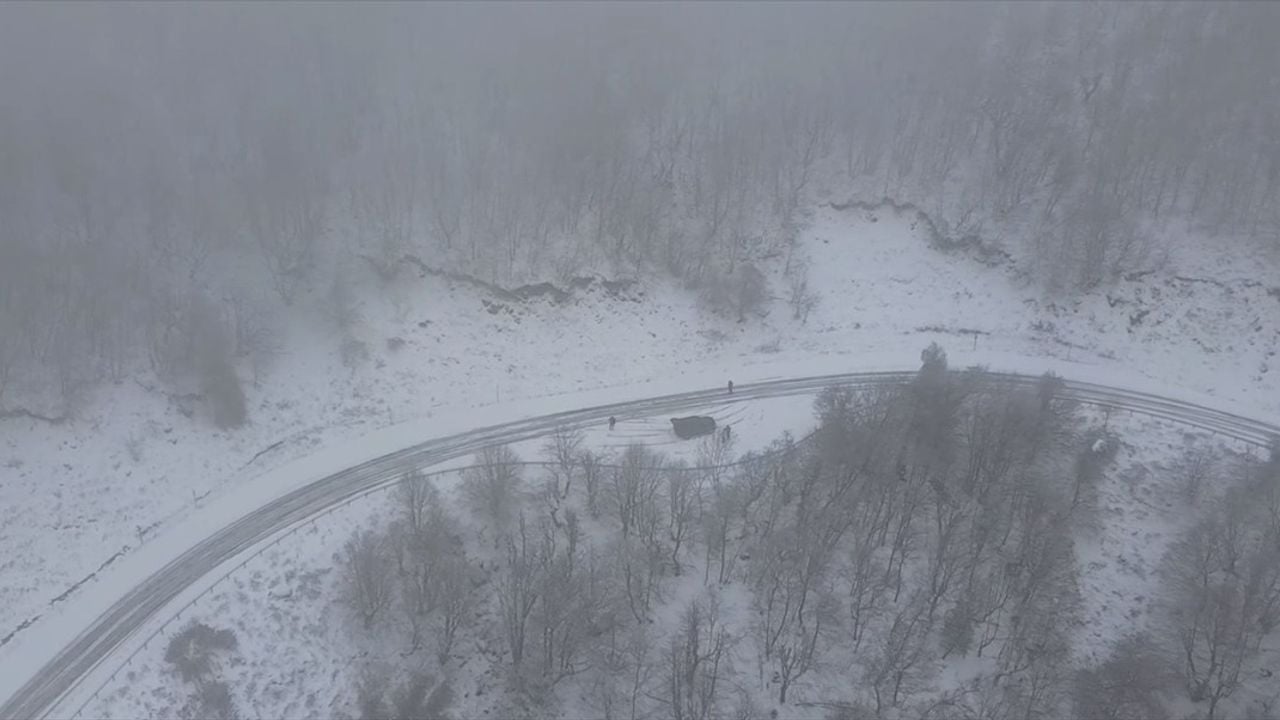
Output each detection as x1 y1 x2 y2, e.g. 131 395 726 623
5 5 1280 720
1 2 1278 407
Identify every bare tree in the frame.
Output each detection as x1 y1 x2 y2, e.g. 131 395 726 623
940 602 975 659
530 511 610 687
579 449 606 520
463 445 523 542
702 477 743 586
733 263 769 323
747 467 845 705
910 343 963 471
242 108 329 305
665 592 731 720
351 663 454 720
785 260 819 325
593 622 658 720
1161 487 1280 720
667 464 700 575
4 3 1280 416
697 426 736 483
396 469 433 538
844 538 888 655
350 109 420 284
498 513 541 669
324 264 364 338
433 552 472 666
615 530 665 625
393 472 471 658
341 529 395 630
227 294 281 385
609 444 665 540
542 425 583 502
996 499 1081 683
1177 445 1219 505
923 488 971 621
862 591 934 716
773 588 836 705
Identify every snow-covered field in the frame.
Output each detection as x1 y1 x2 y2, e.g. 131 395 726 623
3 202 1279 715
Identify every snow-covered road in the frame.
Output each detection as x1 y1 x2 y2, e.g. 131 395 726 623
2 369 1277 720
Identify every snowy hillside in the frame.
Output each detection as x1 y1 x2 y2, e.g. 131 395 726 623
4 204 1279 708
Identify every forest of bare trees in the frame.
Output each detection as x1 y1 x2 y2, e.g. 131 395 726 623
1 3 1278 416
315 345 1280 718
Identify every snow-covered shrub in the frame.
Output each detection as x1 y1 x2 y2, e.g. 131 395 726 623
340 338 370 371
150 295 248 428
1070 427 1120 513
699 263 770 322
1072 634 1169 720
785 259 819 324
164 621 239 684
192 680 237 720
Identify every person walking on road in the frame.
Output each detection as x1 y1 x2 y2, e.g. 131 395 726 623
608 416 616 431
728 380 734 394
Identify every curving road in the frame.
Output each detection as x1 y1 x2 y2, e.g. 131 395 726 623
2 370 1277 719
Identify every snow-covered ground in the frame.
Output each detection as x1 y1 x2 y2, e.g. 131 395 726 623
77 393 1279 720
78 395 815 720
3 201 1278 714
792 201 1280 406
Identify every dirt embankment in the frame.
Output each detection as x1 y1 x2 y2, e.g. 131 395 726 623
828 196 1014 268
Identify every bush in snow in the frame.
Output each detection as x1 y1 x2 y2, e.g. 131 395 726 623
189 299 246 429
191 680 237 720
1071 427 1120 511
1072 634 1170 720
699 263 769 322
164 621 239 684
785 259 819 324
340 338 370 372
202 356 247 429
352 664 454 720
150 295 248 428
